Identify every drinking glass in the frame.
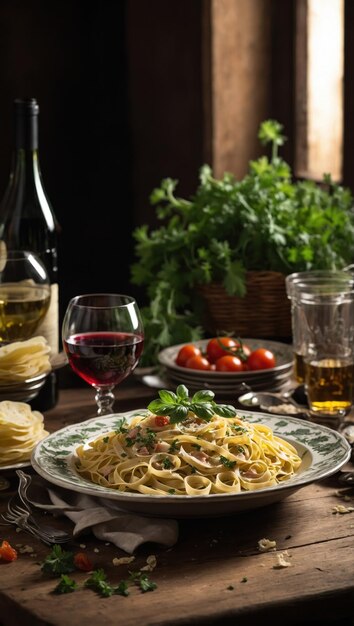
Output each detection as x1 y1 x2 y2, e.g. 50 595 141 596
298 286 354 428
62 293 144 415
0 249 51 344
286 270 354 383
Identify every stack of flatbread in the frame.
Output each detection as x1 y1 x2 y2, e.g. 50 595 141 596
0 336 51 385
0 400 48 465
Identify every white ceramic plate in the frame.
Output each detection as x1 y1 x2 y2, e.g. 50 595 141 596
31 409 351 518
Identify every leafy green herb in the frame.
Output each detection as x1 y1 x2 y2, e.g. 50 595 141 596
41 545 75 576
129 570 157 593
115 580 130 597
169 439 180 453
84 568 157 598
148 385 236 423
241 577 248 583
53 574 78 594
219 455 236 470
103 436 109 444
125 427 157 450
162 457 173 469
168 488 176 494
230 424 247 434
115 418 129 434
84 569 115 597
131 119 354 365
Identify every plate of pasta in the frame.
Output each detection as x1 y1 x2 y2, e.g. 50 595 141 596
31 386 351 517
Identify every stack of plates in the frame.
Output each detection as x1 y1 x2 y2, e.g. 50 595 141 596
0 372 47 403
157 339 294 398
0 353 67 404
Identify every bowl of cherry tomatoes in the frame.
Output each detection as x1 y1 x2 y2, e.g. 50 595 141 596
157 337 294 396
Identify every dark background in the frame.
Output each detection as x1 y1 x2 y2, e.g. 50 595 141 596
0 0 206 326
0 0 353 329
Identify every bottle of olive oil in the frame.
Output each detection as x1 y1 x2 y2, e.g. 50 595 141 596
0 98 60 409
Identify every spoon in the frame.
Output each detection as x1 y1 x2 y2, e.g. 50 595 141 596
238 390 307 414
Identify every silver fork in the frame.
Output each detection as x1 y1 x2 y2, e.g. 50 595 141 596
1 479 71 545
5 498 70 544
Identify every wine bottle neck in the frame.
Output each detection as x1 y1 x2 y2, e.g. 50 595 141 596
13 98 40 150
15 115 38 150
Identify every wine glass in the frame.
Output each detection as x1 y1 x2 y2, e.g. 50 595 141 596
0 249 51 344
62 293 144 415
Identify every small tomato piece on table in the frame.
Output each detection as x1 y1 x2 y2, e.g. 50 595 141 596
247 348 276 371
176 344 201 367
0 540 17 562
215 355 244 372
185 354 211 370
206 337 238 363
74 552 93 572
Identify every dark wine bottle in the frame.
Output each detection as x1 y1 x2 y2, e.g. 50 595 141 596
0 97 60 410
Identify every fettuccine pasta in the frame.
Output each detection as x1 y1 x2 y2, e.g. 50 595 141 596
75 411 302 495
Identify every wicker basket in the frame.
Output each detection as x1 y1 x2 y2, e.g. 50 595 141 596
196 271 291 338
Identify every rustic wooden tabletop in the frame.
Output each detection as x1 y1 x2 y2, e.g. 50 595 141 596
0 377 353 626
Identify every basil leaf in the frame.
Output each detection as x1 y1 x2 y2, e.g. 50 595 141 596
190 403 215 420
214 404 237 417
147 399 168 414
192 390 215 403
158 390 178 404
176 385 189 400
169 405 189 423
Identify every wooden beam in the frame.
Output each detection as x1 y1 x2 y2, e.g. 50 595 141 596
295 0 344 181
203 0 273 179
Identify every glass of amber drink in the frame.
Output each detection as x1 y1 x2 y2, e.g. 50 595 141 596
286 271 354 384
299 285 354 428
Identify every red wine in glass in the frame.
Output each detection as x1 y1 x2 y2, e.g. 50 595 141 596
62 294 144 415
63 331 144 386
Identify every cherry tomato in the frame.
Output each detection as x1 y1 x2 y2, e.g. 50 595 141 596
176 344 201 367
155 415 170 427
238 343 251 359
74 552 93 572
215 355 244 372
185 354 211 370
0 540 17 562
247 348 276 371
206 337 237 363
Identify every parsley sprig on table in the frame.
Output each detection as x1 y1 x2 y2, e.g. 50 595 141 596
53 574 78 594
41 545 75 576
131 119 354 365
147 385 236 422
41 546 157 598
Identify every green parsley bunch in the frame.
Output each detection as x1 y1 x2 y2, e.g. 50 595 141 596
131 120 354 366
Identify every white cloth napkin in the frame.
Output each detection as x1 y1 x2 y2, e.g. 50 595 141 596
26 475 179 554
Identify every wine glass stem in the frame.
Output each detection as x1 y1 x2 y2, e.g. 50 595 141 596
94 386 115 415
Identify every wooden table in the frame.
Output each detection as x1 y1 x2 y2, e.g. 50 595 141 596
0 378 353 626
